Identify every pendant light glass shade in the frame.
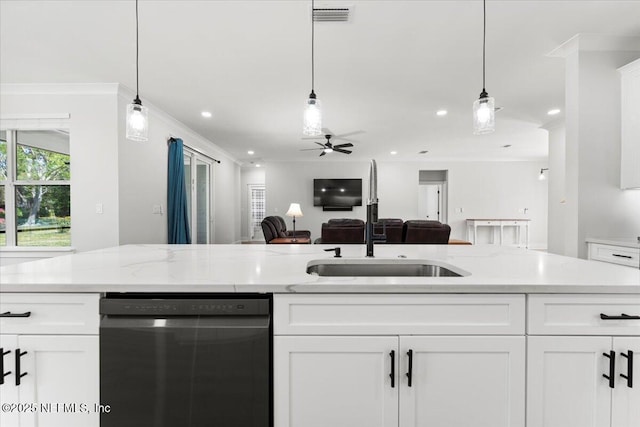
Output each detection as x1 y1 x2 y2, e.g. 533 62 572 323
303 92 322 136
126 98 149 141
473 91 495 135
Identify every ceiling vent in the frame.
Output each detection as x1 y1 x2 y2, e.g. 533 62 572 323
313 7 351 22
418 150 429 155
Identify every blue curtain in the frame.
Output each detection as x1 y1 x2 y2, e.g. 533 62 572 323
167 138 191 244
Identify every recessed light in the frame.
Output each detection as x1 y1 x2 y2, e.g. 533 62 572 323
255 163 261 168
201 111 212 118
436 110 448 116
247 150 255 155
547 109 561 116
390 151 397 155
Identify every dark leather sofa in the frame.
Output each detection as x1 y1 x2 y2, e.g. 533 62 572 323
373 218 404 243
317 218 365 244
261 216 311 243
402 220 452 244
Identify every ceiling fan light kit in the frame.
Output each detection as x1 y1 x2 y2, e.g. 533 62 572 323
303 0 323 136
126 0 149 142
473 0 496 135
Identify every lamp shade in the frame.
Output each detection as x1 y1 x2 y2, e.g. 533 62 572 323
473 94 495 135
286 203 303 217
303 97 322 136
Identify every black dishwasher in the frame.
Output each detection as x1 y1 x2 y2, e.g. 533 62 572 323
100 293 272 427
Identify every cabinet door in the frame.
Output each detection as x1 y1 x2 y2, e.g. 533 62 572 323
399 336 525 427
527 336 612 427
612 337 640 427
0 335 19 427
274 336 399 427
17 335 99 427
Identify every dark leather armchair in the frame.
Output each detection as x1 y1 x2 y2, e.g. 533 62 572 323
317 218 365 244
373 218 404 243
402 220 451 244
261 216 311 243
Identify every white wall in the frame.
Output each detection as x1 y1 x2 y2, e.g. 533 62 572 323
0 83 242 261
561 43 640 258
266 160 548 249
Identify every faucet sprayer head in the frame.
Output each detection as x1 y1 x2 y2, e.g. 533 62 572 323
368 159 378 204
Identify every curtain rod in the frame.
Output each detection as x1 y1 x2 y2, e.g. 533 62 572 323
168 137 221 164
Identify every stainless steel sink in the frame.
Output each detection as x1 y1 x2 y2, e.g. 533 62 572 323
306 259 469 277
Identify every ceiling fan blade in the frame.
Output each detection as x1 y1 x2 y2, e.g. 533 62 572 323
331 130 365 139
333 143 354 149
319 151 326 157
333 148 352 154
300 148 324 151
314 142 326 148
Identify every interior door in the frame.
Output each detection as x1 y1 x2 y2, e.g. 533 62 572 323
399 335 525 427
274 336 399 427
418 184 442 221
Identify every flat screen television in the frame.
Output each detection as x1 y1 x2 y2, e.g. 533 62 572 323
313 178 362 208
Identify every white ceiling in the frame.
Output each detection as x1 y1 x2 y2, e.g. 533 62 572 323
2 1 640 165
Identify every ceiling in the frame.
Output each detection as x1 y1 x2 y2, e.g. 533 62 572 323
2 1 640 165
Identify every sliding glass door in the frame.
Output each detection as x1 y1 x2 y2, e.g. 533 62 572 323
183 149 214 244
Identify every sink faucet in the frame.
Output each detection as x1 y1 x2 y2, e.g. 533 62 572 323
366 159 386 257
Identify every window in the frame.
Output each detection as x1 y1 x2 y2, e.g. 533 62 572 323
0 129 71 247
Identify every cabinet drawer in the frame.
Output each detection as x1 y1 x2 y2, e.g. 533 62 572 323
0 293 99 335
588 243 639 268
274 294 525 335
528 294 640 335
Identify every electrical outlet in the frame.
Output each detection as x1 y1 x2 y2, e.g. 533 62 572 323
455 207 464 214
152 204 164 215
95 203 103 214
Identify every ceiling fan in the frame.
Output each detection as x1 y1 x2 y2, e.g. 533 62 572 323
301 134 354 157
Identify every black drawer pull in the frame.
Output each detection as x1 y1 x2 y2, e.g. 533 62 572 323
600 313 640 320
0 348 11 385
389 350 395 388
0 311 32 318
15 348 28 386
612 253 633 259
621 350 633 388
406 349 413 387
603 351 615 389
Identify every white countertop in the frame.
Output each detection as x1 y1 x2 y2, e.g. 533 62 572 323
0 244 639 294
586 237 640 249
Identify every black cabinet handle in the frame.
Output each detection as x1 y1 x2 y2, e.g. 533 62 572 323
621 350 633 388
0 348 11 385
612 253 633 259
603 351 615 389
406 349 413 387
0 311 32 318
389 350 395 388
15 348 27 386
600 313 640 320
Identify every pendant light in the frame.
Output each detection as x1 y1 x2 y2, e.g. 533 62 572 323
126 0 149 141
303 0 322 136
473 0 495 135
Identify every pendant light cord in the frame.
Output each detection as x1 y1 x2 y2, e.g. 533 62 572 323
311 0 315 93
135 0 140 100
482 0 486 92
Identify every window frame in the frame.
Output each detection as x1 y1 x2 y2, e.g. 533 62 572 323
0 124 71 248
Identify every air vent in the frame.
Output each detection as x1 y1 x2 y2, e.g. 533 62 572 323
418 150 429 155
313 8 350 22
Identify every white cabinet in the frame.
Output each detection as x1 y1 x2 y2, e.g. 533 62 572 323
274 336 398 427
619 57 640 189
399 336 525 427
0 293 100 427
274 294 526 427
527 294 640 427
587 239 640 269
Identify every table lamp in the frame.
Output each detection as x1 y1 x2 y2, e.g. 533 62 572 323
285 203 303 242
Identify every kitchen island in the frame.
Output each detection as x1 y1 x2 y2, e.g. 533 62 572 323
1 244 639 427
